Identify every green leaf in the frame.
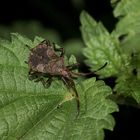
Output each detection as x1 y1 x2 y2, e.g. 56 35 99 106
111 0 140 104
80 11 123 77
0 33 118 139
113 0 140 17
113 0 140 53
68 55 77 65
129 53 140 80
115 76 140 103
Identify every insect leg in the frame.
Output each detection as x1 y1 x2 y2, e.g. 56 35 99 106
43 76 53 88
61 76 80 116
25 44 32 50
33 76 53 88
53 43 64 57
29 72 44 82
66 63 80 70
41 39 51 45
37 76 53 88
28 71 39 80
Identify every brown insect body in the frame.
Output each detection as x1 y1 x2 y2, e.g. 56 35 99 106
29 40 71 76
28 40 80 115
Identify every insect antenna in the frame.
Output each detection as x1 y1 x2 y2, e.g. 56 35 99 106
71 62 107 77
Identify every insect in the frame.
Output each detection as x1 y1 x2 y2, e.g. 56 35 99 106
27 40 81 115
27 39 107 116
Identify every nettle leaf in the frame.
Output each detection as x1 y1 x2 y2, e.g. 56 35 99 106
115 76 140 103
80 11 123 78
111 0 140 103
0 33 118 140
112 0 140 53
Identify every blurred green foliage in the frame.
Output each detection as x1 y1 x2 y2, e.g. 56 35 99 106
0 20 85 63
0 21 61 43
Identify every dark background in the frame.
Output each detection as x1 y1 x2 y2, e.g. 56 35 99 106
0 0 116 40
0 0 140 139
